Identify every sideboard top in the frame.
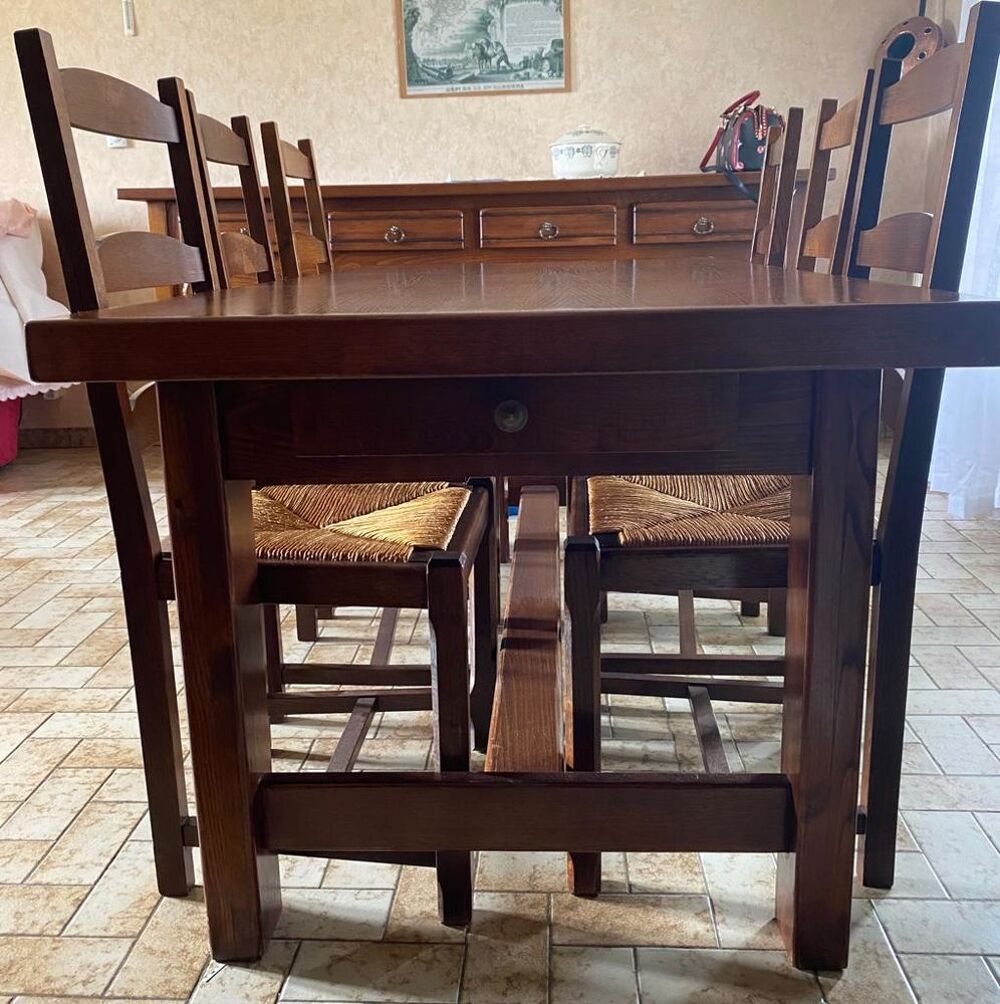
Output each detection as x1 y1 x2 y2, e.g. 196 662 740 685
118 172 765 203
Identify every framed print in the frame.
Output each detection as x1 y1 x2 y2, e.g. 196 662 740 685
397 0 570 98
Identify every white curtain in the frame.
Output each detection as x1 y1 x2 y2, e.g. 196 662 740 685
928 1 1000 517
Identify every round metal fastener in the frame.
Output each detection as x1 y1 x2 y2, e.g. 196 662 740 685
384 225 406 244
538 221 560 240
692 216 716 236
494 399 529 434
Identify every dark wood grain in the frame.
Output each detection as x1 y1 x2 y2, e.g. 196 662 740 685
260 771 794 854
775 370 880 971
27 259 999 385
158 381 280 961
485 487 562 773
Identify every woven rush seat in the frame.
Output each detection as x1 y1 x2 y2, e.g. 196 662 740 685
252 482 471 563
588 475 791 547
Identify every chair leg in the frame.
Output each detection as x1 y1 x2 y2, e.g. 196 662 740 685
741 600 762 618
471 479 500 754
497 478 511 564
565 536 602 896
599 591 609 624
428 554 473 927
130 597 195 897
767 589 787 637
263 603 285 724
295 604 318 641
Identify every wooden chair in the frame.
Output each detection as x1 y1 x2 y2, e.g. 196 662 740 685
852 1 1000 886
564 94 871 894
16 29 497 927
567 0 1000 895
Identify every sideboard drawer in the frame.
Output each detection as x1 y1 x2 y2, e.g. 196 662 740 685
633 201 757 245
329 210 465 251
480 205 617 249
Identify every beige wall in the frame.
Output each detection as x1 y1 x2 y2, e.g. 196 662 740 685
0 0 926 428
2 0 920 235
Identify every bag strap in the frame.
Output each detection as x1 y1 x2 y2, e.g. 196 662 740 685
699 91 762 172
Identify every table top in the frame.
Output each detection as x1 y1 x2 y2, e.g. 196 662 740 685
27 257 1000 382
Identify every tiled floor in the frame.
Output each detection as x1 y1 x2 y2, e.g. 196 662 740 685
0 448 998 1002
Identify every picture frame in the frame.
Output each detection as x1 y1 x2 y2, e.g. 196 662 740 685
396 0 570 99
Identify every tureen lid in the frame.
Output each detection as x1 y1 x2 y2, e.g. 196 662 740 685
551 125 619 147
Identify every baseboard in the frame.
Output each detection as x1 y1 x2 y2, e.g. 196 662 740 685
18 427 97 449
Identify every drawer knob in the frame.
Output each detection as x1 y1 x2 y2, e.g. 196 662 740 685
692 216 716 236
494 399 529 434
538 221 560 241
384 225 406 244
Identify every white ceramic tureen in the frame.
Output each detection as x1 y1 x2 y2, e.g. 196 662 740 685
550 126 622 179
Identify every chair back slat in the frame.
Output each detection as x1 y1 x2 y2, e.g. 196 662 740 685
800 213 842 260
61 66 180 142
796 71 875 273
189 95 275 287
819 97 859 151
197 112 251 166
855 212 934 274
750 109 803 267
219 230 270 276
879 41 966 126
98 230 206 292
280 139 314 179
15 29 217 310
261 120 333 278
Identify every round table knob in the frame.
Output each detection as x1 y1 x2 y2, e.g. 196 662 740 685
538 221 560 241
692 216 716 237
384 225 406 244
494 399 529 434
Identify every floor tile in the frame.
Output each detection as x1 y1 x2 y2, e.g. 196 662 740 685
550 946 638 1003
901 954 1000 1003
64 837 160 940
108 888 210 998
460 892 548 1003
321 856 400 889
876 900 1000 954
0 934 130 995
701 852 781 949
818 901 916 1003
636 948 821 1003
273 887 391 940
627 853 705 894
0 768 108 840
29 800 144 885
282 941 464 1002
190 939 297 1004
0 882 88 934
384 865 467 943
904 810 1000 898
551 893 715 947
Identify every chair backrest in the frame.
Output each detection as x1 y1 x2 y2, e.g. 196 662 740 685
848 1 1000 293
188 93 276 287
14 28 217 312
795 73 876 274
750 108 804 267
844 0 1000 571
260 120 333 278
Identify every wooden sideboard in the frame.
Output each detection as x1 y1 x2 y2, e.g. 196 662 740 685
120 171 792 555
120 172 776 270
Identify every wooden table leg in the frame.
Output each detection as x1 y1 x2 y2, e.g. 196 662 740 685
776 370 879 971
159 382 280 962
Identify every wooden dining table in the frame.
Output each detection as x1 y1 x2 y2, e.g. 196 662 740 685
25 254 1000 972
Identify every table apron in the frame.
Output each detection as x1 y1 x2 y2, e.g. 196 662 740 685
218 371 816 482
